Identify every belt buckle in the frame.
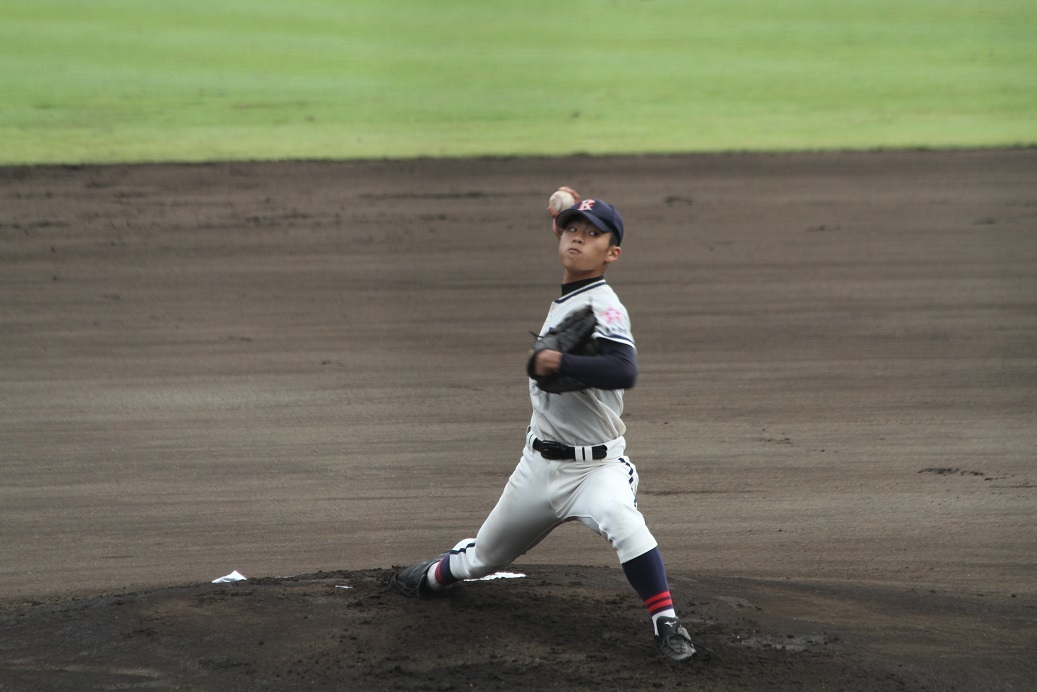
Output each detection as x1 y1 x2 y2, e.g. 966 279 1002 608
539 440 569 460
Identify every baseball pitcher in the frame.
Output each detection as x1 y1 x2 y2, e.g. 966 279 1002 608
390 190 704 661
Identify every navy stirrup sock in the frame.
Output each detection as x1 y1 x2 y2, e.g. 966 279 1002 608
622 547 677 632
426 554 458 591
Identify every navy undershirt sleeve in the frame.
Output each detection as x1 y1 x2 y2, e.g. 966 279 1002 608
559 339 638 390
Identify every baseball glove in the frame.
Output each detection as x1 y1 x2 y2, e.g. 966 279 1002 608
527 306 600 393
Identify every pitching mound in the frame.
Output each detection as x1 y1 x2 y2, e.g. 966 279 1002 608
2 565 1031 690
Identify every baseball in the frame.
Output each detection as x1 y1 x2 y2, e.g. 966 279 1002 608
548 188 577 215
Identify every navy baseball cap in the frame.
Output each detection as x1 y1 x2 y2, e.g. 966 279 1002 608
555 199 624 245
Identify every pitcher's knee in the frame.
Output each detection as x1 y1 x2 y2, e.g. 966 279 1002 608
592 509 657 563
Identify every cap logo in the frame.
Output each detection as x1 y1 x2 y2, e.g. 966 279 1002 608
577 199 596 211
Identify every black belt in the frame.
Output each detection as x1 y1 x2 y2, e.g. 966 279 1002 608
533 438 607 461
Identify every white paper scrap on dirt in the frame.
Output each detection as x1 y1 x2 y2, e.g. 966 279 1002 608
470 571 526 581
211 570 247 583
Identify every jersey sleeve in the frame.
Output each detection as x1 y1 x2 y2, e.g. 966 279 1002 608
593 303 635 349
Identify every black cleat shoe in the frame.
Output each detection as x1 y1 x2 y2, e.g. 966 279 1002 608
389 554 447 599
654 616 698 661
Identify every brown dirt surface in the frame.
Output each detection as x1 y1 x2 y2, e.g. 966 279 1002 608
2 150 1035 690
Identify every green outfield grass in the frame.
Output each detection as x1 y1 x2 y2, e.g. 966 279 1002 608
1 0 1034 164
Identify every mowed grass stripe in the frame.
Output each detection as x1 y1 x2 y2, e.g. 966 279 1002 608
1 0 1034 164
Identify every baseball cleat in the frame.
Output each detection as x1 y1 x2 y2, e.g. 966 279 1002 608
388 555 446 599
654 616 699 661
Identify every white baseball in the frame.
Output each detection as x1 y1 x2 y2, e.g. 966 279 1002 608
548 188 577 215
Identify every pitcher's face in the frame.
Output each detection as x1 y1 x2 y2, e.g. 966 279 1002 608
557 217 620 281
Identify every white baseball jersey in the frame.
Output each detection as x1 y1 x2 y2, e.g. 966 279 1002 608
528 279 635 447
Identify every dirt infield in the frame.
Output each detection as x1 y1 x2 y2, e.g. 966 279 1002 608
2 150 1035 689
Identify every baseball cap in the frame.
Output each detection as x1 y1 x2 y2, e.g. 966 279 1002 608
555 199 624 245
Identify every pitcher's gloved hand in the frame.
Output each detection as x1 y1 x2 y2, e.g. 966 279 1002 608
527 306 599 393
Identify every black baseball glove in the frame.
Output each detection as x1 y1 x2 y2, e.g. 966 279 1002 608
527 306 600 393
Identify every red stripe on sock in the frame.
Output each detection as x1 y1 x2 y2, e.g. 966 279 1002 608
434 559 447 585
645 591 670 606
645 591 673 613
649 600 673 615
434 555 457 586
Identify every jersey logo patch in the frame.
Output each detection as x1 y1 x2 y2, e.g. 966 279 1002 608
601 306 623 325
